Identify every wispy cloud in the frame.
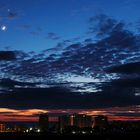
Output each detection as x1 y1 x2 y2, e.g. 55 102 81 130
46 32 61 40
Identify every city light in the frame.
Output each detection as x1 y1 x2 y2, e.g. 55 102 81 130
37 129 40 133
29 128 33 131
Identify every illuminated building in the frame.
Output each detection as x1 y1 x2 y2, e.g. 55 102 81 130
0 123 6 132
14 125 25 132
94 115 108 128
73 114 93 128
59 114 93 129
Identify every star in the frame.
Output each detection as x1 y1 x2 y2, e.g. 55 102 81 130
1 25 7 31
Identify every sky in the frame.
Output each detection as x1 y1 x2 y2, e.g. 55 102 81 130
0 0 140 121
0 0 140 51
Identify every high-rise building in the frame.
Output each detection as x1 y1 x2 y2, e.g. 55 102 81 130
59 114 93 129
0 123 6 132
93 115 108 128
39 113 94 132
59 114 72 130
39 114 49 132
73 114 93 128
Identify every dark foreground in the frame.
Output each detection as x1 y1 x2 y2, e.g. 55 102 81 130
0 132 140 140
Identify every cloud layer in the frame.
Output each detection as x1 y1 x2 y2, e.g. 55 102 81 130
0 15 140 109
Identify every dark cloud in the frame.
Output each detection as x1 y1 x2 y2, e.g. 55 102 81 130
114 112 140 117
0 78 38 88
64 43 81 51
88 14 117 36
106 62 140 74
0 84 139 109
0 51 16 60
84 38 93 43
111 78 140 88
88 15 137 49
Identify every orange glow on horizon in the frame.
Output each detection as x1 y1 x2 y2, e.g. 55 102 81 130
0 106 140 122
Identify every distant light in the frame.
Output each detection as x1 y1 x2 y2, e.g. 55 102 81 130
26 129 29 133
29 128 33 131
1 25 7 31
82 131 86 134
72 131 76 134
37 129 40 132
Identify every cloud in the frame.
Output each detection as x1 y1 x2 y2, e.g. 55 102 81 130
106 62 140 74
0 14 140 110
1 22 139 82
0 78 38 88
0 51 16 61
46 32 60 40
0 84 139 109
111 78 140 89
88 15 136 46
19 24 44 37
7 11 18 20
0 9 20 21
88 14 117 36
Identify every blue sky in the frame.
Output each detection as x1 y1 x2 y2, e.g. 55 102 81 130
0 0 140 52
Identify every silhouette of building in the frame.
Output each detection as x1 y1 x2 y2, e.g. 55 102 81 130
73 114 93 128
39 114 49 132
59 114 72 130
0 123 6 132
59 114 93 129
94 115 108 128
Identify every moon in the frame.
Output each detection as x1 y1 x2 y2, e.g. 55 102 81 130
1 25 7 31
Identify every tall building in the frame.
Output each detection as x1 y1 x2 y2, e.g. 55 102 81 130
39 113 94 132
39 114 49 132
59 114 93 129
0 123 6 132
59 114 72 130
93 115 108 128
73 114 93 128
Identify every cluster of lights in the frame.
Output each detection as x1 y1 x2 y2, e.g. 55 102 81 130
24 128 40 133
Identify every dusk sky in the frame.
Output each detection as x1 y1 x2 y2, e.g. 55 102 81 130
0 0 140 122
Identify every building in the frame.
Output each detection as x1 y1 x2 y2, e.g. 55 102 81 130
73 114 93 128
59 114 93 129
93 115 108 128
39 114 49 132
59 114 72 130
0 123 6 132
39 113 94 132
